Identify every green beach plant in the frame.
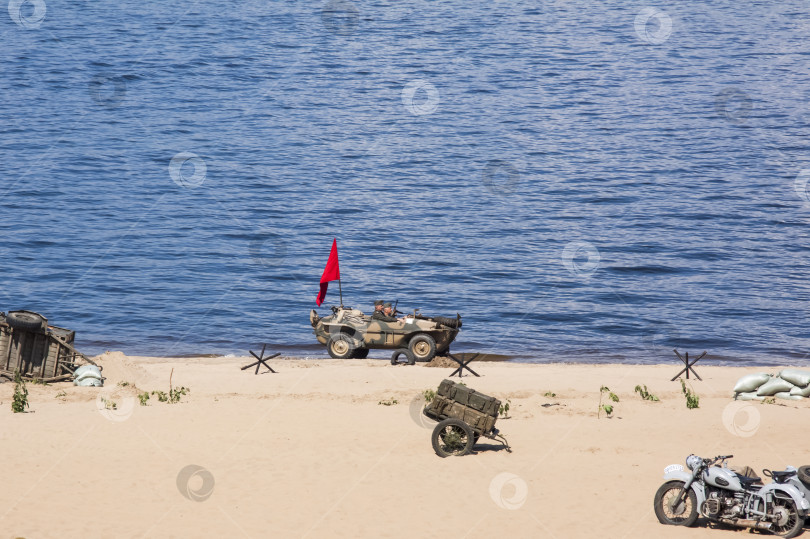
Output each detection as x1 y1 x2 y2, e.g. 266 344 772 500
543 391 556 398
150 369 190 404
378 398 398 406
100 397 117 410
423 389 436 403
499 399 511 418
634 384 659 402
598 386 619 418
151 387 189 404
12 370 29 413
169 386 189 403
679 378 699 409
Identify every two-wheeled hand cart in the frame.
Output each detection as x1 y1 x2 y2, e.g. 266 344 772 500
423 379 511 457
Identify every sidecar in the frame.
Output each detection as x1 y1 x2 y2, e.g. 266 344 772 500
423 379 510 457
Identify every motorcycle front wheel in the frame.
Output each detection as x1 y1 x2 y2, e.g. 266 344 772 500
654 480 698 527
771 497 803 538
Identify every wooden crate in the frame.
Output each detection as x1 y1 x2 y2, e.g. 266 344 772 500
0 317 82 381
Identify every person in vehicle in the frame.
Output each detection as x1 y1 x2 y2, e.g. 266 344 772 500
373 300 384 314
372 302 398 322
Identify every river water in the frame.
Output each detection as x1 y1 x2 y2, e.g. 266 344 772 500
3 1 810 365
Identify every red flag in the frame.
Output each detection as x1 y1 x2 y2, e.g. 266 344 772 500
316 238 340 306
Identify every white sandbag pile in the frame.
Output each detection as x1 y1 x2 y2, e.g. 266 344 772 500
733 369 810 401
73 364 104 387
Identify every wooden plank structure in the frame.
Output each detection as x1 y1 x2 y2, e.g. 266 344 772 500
0 313 92 382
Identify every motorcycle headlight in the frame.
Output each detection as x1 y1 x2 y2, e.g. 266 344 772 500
686 455 702 471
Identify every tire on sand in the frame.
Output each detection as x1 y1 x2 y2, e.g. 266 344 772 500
653 481 698 527
327 333 358 359
390 349 415 365
352 348 369 359
409 333 437 363
431 418 474 458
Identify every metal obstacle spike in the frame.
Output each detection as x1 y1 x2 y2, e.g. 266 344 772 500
242 344 280 374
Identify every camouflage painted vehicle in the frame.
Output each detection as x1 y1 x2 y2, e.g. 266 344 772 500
310 305 461 362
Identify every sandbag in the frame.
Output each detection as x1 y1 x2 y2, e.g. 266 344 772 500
756 377 795 396
790 385 810 397
73 365 101 379
733 373 771 393
773 391 803 401
75 377 103 387
74 371 102 381
734 392 764 401
778 369 810 388
73 365 103 387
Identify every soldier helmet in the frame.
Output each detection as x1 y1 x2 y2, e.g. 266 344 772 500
383 302 392 308
374 300 383 306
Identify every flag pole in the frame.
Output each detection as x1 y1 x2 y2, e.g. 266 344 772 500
338 278 343 307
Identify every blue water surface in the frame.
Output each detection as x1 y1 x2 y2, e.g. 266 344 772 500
3 0 810 365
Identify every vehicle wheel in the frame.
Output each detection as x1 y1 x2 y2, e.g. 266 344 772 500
390 349 415 366
431 418 474 458
409 334 437 363
6 311 46 332
653 481 698 527
326 333 357 359
771 497 803 538
352 348 369 359
797 465 810 488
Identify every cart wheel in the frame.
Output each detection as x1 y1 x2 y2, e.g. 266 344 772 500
390 349 415 366
6 311 47 332
431 418 474 458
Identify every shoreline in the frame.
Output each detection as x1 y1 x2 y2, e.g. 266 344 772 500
74 346 810 367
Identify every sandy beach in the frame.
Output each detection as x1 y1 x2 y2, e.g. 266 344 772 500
1 352 808 539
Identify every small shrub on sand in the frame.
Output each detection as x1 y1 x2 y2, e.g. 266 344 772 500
151 387 189 404
12 371 29 413
598 386 619 418
499 399 511 418
100 397 117 410
679 378 699 409
634 385 659 402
